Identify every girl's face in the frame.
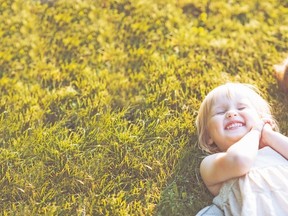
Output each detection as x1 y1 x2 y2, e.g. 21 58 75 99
206 93 261 151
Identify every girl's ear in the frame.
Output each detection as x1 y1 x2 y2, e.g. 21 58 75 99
206 135 219 153
207 136 214 145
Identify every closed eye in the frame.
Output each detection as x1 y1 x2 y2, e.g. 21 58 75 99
216 111 225 115
238 107 246 110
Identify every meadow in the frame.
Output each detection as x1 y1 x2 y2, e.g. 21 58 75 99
0 0 288 215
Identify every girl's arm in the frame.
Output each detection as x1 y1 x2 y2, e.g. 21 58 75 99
261 125 288 160
200 126 262 196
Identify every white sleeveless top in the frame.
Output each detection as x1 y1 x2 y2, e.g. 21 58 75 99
213 147 288 216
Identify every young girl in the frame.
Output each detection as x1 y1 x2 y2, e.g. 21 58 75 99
195 83 288 216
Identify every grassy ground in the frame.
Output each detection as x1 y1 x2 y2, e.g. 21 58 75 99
0 0 288 215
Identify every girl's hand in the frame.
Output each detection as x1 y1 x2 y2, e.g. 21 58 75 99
259 119 275 149
252 120 266 133
252 118 273 133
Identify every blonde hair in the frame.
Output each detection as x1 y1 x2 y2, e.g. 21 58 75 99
196 83 278 153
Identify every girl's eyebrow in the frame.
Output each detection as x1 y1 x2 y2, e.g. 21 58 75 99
211 105 226 113
237 101 248 105
213 102 228 109
237 98 251 105
213 106 225 110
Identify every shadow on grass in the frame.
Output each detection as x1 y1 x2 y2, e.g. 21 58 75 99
154 136 213 216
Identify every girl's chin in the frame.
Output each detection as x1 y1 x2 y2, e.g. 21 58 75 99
226 134 246 144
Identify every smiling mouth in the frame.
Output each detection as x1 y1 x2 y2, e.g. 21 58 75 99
225 122 245 130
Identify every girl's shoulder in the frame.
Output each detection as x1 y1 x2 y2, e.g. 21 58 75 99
254 147 288 168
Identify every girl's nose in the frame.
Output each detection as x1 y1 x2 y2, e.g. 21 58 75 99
225 111 238 118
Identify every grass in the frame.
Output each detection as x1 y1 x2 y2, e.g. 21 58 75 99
0 0 288 215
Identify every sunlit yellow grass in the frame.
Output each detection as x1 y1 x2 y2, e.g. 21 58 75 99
0 0 287 215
